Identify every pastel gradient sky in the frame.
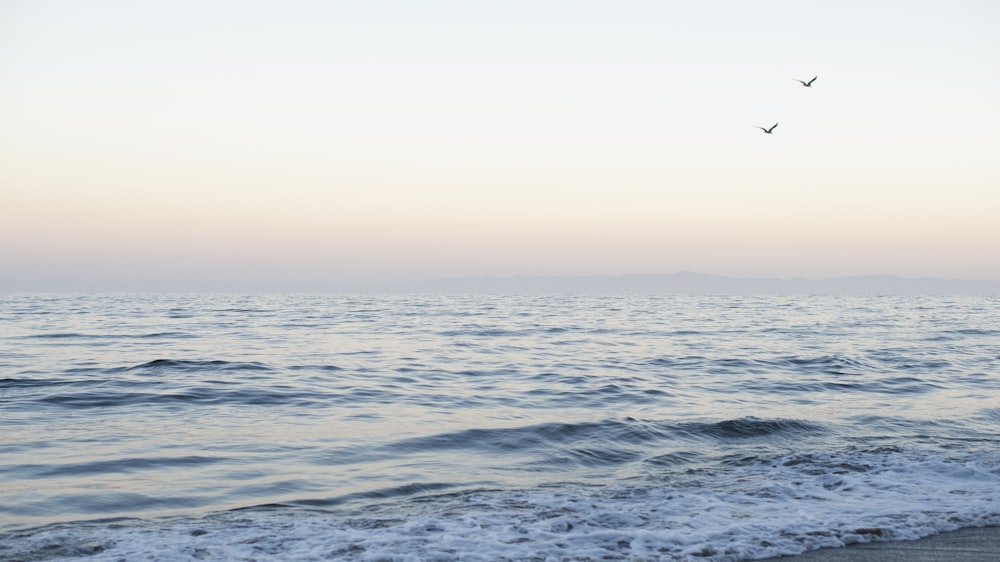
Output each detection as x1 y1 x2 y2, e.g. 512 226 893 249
2 1 998 289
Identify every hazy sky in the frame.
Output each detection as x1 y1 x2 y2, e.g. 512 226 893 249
2 1 998 289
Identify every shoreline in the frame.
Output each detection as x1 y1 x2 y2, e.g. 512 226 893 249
758 526 1000 561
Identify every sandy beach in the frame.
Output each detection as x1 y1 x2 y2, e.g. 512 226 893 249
760 526 1000 561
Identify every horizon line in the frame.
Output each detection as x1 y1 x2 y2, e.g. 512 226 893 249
3 271 1000 294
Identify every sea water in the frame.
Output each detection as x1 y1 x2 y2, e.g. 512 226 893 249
1 294 998 561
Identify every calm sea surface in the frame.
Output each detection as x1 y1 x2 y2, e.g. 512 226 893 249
1 294 998 561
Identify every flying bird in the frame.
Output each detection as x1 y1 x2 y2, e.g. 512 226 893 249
755 123 778 134
795 76 817 87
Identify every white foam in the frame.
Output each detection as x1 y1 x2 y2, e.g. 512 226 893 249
7 449 999 561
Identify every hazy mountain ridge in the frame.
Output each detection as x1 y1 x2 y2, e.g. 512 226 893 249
392 272 1000 295
3 272 999 294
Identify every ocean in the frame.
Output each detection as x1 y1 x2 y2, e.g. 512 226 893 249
1 293 998 561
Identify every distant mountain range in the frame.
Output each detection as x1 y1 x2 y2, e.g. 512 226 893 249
389 271 1000 295
3 272 999 294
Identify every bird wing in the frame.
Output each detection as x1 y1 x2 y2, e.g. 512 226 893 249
771 123 778 131
807 76 817 85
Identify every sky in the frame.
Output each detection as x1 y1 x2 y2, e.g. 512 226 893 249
2 0 999 290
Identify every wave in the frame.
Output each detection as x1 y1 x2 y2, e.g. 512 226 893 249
948 328 1000 336
641 352 956 399
646 352 968 379
7 446 997 562
289 482 463 508
7 455 227 480
124 359 274 372
645 353 878 375
0 377 89 389
385 417 823 459
34 387 331 409
288 364 344 372
15 332 196 340
693 417 822 438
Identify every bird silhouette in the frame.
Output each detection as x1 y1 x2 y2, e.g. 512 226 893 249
795 76 817 87
755 123 778 134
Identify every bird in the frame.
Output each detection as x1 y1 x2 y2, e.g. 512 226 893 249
795 76 817 87
755 123 778 134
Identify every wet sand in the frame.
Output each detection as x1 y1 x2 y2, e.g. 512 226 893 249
759 526 1000 561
